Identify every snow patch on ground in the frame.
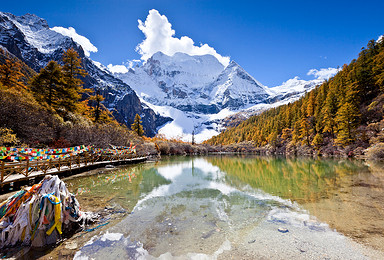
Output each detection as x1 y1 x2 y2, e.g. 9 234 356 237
142 99 234 143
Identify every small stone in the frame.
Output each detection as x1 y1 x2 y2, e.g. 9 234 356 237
248 240 256 244
65 241 78 250
278 227 289 233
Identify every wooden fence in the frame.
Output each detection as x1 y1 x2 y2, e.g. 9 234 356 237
0 152 144 186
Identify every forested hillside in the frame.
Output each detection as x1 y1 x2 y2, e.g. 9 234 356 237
0 47 216 156
207 38 384 158
0 48 140 148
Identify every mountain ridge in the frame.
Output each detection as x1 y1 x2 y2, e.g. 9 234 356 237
113 50 321 141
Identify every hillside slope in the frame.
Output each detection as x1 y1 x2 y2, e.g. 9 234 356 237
207 38 384 157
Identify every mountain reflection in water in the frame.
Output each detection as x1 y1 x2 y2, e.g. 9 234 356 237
68 156 384 259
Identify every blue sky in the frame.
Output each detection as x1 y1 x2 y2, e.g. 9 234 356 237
2 0 384 86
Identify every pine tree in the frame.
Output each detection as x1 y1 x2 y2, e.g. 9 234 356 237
335 101 360 146
61 48 88 112
306 91 316 117
0 59 24 89
311 133 323 150
322 90 338 137
30 60 64 108
373 48 384 91
89 88 105 123
299 117 311 146
131 114 144 136
281 128 292 141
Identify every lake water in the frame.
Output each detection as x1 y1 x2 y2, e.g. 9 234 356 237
61 155 384 259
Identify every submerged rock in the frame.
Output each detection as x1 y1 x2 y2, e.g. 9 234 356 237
278 227 289 233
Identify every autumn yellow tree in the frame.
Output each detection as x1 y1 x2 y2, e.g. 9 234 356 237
0 59 24 89
61 48 88 112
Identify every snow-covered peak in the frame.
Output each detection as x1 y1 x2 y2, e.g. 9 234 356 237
207 59 270 110
269 76 322 96
223 60 266 89
0 12 72 54
226 60 239 68
0 12 49 30
145 51 224 77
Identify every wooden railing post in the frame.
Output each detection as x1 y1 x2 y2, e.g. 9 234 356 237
58 158 61 171
1 161 4 183
26 159 30 177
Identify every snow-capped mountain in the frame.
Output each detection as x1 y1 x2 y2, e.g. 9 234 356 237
206 60 271 110
116 52 272 114
113 52 319 142
0 12 169 136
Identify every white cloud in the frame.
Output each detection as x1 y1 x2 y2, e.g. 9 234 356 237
51 26 98 57
307 67 340 80
127 59 142 68
107 64 129 74
270 67 341 96
136 9 230 67
378 35 383 43
107 60 142 74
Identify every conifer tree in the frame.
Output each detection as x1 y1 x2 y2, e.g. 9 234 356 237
373 48 384 91
291 121 301 144
30 60 64 108
306 91 316 117
61 48 88 112
0 59 24 89
131 114 144 136
299 117 311 146
89 88 105 123
335 101 360 146
322 91 338 137
311 133 323 150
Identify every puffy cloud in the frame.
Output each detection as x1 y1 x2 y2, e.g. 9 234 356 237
271 67 341 95
136 9 230 67
107 60 142 74
51 26 98 56
307 67 340 80
107 64 129 74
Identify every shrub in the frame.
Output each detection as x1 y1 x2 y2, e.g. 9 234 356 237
366 143 384 160
0 127 19 146
157 141 170 155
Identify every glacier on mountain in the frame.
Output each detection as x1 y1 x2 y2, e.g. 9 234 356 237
112 52 324 142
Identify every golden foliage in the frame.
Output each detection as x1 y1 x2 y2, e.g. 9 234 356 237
206 38 384 152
